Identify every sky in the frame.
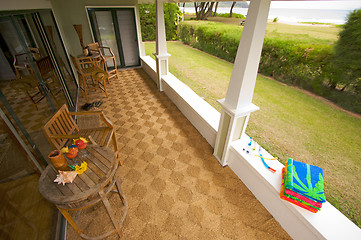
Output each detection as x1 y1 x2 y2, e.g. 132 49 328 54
269 1 361 10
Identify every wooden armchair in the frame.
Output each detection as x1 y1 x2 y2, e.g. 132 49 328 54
12 54 61 109
35 56 62 97
13 53 32 78
42 104 120 163
87 42 118 83
10 75 46 110
12 53 47 110
70 55 108 102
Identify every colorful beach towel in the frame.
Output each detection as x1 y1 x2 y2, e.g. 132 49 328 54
280 168 318 213
283 168 320 210
285 158 326 203
285 188 322 208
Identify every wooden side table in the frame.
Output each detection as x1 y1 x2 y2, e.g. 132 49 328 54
38 145 127 239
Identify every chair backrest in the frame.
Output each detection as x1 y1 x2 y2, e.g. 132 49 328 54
87 42 100 54
70 55 97 75
36 56 53 76
29 47 42 60
13 53 28 66
43 104 79 150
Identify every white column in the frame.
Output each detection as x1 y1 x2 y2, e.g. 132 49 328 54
214 0 271 166
155 0 170 91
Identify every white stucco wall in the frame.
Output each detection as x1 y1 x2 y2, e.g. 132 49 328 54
0 0 51 11
50 0 140 57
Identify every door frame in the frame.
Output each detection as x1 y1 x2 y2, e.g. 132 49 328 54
86 6 141 68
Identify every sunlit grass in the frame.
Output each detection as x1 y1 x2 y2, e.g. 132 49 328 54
144 41 361 227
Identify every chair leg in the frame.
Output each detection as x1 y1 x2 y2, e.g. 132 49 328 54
26 93 39 111
83 77 89 102
96 79 107 98
112 132 121 165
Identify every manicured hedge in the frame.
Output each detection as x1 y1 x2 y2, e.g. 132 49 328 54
179 21 334 96
179 22 242 62
260 38 334 94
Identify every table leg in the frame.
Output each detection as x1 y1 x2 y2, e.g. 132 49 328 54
98 189 122 238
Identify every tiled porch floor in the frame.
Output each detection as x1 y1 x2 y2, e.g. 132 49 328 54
69 68 291 239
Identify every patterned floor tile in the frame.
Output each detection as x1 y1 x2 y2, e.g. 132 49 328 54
61 68 292 239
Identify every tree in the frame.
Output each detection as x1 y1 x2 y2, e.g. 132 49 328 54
333 9 361 93
194 2 215 20
229 2 236 18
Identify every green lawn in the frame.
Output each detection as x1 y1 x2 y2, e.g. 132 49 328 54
144 41 361 227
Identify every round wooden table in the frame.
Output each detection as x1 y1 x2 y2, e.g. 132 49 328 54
38 145 127 239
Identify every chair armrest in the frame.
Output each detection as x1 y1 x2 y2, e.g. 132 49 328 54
48 134 80 139
69 111 103 116
99 46 114 57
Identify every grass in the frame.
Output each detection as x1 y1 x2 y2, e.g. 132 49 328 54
265 22 341 43
144 41 361 227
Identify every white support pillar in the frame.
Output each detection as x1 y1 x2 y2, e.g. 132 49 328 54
155 0 170 91
214 0 271 166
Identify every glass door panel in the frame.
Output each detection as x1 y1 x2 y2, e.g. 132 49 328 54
92 10 120 68
116 9 139 67
0 10 77 161
0 110 56 240
37 10 77 106
88 8 140 68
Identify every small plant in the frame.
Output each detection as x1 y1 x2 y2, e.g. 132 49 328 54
273 17 279 23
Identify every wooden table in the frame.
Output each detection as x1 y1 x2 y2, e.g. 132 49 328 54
38 145 127 239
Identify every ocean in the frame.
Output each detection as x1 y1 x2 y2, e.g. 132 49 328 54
183 7 354 25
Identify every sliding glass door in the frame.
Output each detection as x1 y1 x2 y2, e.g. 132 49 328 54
88 8 140 68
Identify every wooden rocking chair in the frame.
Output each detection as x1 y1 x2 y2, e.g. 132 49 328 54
70 55 108 102
87 42 118 83
42 104 120 164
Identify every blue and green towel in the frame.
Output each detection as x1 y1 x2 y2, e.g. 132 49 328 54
285 158 326 203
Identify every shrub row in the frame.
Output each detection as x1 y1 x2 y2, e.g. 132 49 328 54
179 22 242 62
259 38 334 94
179 21 334 96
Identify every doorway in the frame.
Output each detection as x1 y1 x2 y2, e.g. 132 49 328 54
88 8 140 68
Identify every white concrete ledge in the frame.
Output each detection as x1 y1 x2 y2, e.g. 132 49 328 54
141 56 157 84
228 136 361 240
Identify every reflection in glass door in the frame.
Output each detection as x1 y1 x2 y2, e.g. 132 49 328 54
0 10 75 239
0 108 56 240
36 10 77 104
0 10 78 158
88 8 140 68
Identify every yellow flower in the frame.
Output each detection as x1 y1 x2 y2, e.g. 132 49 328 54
61 147 69 153
74 162 87 174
